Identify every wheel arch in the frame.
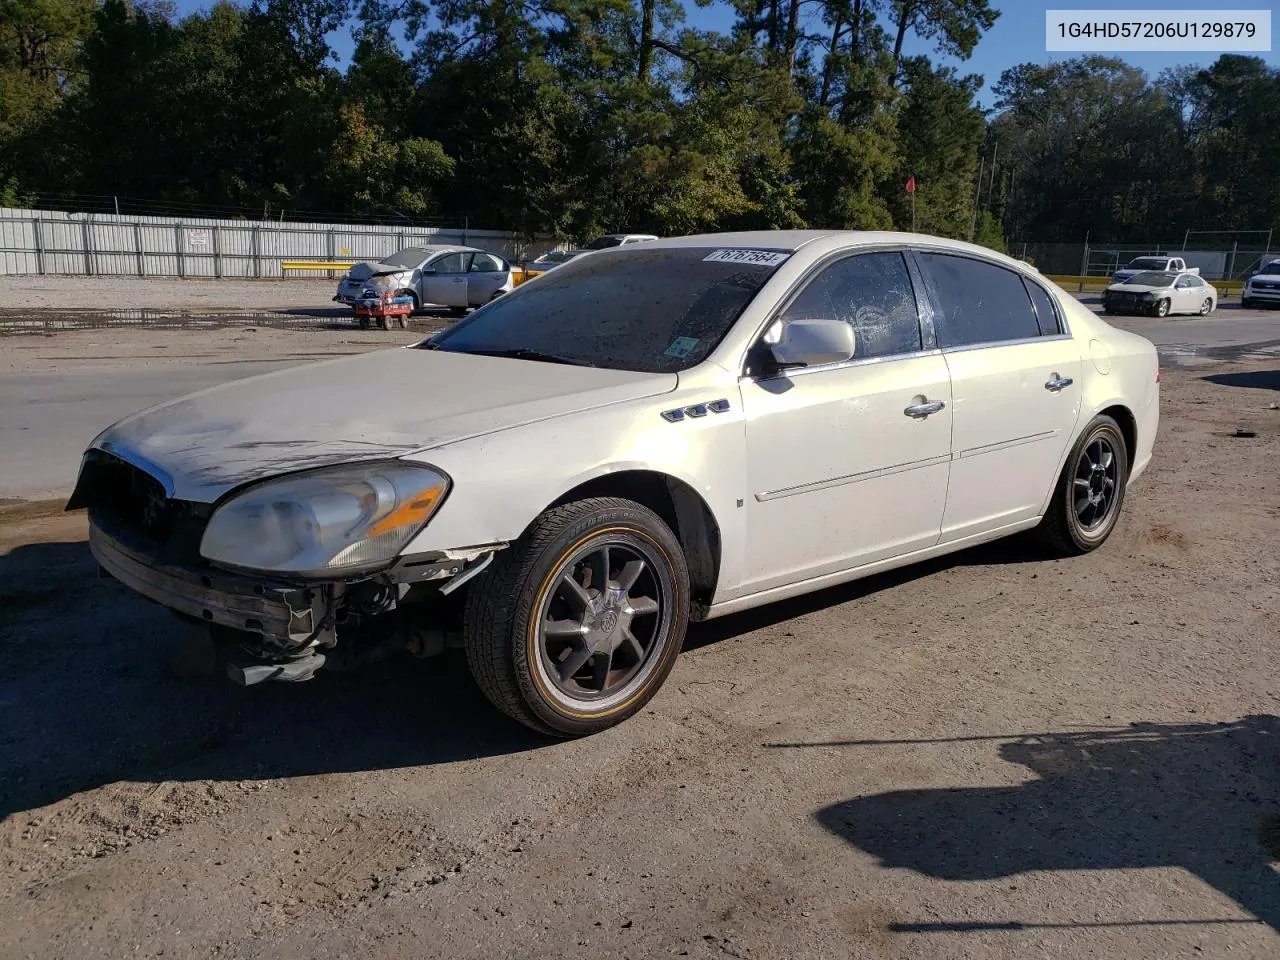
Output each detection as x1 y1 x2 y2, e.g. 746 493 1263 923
1097 403 1137 475
545 470 722 619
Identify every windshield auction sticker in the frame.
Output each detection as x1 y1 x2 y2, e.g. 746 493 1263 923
703 249 791 267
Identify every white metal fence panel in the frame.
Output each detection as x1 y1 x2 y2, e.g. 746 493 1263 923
0 207 559 278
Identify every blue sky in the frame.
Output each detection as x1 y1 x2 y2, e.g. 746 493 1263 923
171 0 1277 107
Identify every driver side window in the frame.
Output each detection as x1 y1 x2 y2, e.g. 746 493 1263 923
780 252 923 360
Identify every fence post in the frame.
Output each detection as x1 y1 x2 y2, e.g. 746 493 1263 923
252 225 261 278
175 223 186 278
1227 240 1238 281
213 225 223 279
32 217 45 275
326 227 335 280
134 222 144 277
1078 232 1090 292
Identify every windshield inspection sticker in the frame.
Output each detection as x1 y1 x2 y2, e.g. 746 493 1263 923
703 249 790 267
664 336 701 359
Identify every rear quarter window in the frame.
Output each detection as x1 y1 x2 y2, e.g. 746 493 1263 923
916 252 1042 348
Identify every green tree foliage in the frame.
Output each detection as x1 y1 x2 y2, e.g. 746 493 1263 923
1 1 1275 247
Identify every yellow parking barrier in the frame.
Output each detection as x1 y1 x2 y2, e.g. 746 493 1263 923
281 260 358 272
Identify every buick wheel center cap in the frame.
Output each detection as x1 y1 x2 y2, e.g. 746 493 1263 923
599 610 619 634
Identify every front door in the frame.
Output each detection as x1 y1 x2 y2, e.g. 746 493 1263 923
740 250 953 595
913 251 1083 543
422 252 472 307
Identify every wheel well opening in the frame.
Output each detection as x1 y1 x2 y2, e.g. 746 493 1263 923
1100 404 1137 475
549 471 722 618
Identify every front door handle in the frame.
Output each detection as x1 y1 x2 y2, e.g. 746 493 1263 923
1045 373 1074 392
904 400 946 419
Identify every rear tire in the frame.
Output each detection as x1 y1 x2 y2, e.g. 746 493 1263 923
1036 415 1129 556
463 497 690 737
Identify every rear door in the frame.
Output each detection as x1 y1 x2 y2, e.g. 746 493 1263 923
467 252 509 304
422 252 472 307
740 249 953 594
913 251 1083 543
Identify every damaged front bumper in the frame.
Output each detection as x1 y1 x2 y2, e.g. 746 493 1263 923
90 511 330 645
88 508 502 685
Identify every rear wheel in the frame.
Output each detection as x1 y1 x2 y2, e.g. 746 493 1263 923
1036 415 1129 556
463 497 690 736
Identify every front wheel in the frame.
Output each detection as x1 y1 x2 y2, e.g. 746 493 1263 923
463 498 690 736
1154 298 1170 317
1036 415 1129 556
1200 297 1214 316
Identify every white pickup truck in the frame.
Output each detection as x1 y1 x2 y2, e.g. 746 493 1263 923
1112 256 1199 285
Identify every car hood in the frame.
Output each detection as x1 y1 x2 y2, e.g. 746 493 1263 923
1107 282 1170 293
92 348 676 503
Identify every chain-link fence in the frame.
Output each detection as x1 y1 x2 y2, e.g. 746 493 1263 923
0 207 560 278
1015 230 1276 281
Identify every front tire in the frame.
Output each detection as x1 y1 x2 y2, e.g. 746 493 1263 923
1200 297 1213 316
1154 298 1171 317
463 498 690 736
1036 415 1129 556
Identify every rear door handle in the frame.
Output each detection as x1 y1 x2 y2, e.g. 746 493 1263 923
904 400 945 419
1045 374 1074 392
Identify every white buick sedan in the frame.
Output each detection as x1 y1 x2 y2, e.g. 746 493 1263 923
70 232 1159 736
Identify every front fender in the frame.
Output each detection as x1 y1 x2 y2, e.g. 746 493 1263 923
398 383 751 598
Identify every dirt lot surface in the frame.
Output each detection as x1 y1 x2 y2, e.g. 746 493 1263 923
1 360 1278 959
0 275 341 311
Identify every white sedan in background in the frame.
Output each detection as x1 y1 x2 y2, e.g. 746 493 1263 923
1102 270 1216 317
72 231 1158 736
333 245 513 315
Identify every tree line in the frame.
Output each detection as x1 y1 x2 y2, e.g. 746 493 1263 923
2 0 1278 247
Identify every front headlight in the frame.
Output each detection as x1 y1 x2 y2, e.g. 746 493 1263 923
200 462 450 576
1138 292 1155 301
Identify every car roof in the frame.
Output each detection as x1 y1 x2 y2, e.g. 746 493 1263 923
383 245 480 259
641 230 1035 271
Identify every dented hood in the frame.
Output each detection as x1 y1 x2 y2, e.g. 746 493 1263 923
92 347 676 502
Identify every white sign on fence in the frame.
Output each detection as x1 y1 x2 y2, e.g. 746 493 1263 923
185 229 211 247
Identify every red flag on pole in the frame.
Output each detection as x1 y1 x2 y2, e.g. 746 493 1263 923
905 175 916 194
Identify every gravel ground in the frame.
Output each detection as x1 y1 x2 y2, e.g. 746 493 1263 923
0 275 342 311
1 360 1277 959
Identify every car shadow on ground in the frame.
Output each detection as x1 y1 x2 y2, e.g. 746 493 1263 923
0 538 547 822
800 717 1280 933
0 532 1075 821
1202 369 1280 391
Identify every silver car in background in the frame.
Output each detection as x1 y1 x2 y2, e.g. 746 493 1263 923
334 246 514 315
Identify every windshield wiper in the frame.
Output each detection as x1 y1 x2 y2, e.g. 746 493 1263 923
451 347 594 367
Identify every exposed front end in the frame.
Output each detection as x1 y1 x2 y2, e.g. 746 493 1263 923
70 448 499 685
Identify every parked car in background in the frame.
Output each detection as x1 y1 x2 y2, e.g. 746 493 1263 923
1241 259 1280 308
1103 270 1216 317
525 249 585 273
1111 256 1198 285
334 246 514 316
582 233 659 249
72 231 1158 736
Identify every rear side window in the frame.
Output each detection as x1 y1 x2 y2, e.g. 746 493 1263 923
917 253 1041 348
1023 280 1062 336
780 252 922 359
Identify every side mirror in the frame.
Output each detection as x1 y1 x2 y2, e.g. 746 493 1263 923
422 265 436 274
768 317 855 370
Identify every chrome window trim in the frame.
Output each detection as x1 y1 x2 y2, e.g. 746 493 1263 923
940 333 1074 355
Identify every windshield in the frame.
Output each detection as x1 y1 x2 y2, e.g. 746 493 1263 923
1259 261 1280 275
583 236 625 250
536 250 579 264
1125 257 1168 270
380 248 432 268
423 247 787 372
1128 271 1176 287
